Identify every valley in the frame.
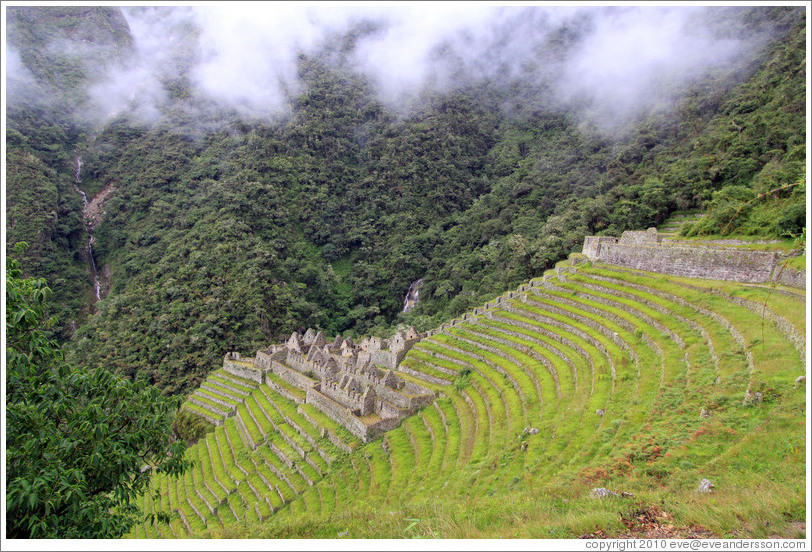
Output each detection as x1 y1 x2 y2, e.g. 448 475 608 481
3 3 807 543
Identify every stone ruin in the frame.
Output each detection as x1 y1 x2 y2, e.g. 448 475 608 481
222 327 434 442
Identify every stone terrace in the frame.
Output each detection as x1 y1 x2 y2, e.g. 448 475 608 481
137 245 805 537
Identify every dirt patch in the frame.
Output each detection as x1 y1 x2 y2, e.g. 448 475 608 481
579 506 716 539
768 521 806 539
84 183 117 230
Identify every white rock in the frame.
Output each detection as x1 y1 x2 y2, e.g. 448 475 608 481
590 487 617 499
697 478 715 493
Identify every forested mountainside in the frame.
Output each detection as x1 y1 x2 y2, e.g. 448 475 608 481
5 5 806 395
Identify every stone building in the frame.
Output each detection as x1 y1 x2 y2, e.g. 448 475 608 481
224 328 434 442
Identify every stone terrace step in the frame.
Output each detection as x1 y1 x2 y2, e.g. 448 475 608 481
501 299 619 388
585 266 755 380
424 335 524 429
525 290 643 377
565 272 721 383
532 281 668 400
183 401 226 425
433 332 530 404
202 381 249 403
487 309 603 397
397 357 454 385
457 323 559 402
264 370 307 404
194 387 243 411
208 372 256 393
543 277 682 388
403 349 460 377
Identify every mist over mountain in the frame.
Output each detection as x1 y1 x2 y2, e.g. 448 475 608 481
6 4 780 131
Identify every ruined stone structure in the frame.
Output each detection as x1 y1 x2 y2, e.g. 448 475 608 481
222 327 434 442
582 228 805 289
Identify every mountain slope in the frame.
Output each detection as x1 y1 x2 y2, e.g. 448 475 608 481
5 6 805 397
129 248 806 538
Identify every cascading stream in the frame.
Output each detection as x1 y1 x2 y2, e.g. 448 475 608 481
403 278 423 312
74 156 101 301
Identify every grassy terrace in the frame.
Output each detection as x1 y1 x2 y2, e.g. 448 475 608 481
181 368 259 427
127 364 365 538
132 256 805 538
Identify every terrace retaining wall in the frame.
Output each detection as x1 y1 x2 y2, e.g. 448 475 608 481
582 230 804 288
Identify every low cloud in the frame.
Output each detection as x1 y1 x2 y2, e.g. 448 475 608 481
5 46 40 107
552 6 752 130
7 4 774 131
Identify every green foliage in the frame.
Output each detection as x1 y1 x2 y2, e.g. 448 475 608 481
453 367 472 391
173 409 215 446
5 245 189 538
5 146 90 340
680 17 806 237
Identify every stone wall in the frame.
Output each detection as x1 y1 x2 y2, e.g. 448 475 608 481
366 416 403 441
265 376 305 404
296 406 355 454
582 236 620 260
271 360 318 390
397 365 450 385
774 265 806 289
255 349 284 373
596 242 778 283
378 400 403 420
620 228 660 245
223 354 264 383
285 350 312 374
375 385 412 410
402 381 437 406
369 349 397 370
306 387 371 441
582 229 805 289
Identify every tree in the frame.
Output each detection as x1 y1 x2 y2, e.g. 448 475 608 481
5 244 189 538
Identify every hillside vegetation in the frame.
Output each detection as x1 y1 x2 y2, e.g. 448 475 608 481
6 6 804 395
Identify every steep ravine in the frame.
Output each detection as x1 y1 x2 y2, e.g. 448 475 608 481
73 156 115 302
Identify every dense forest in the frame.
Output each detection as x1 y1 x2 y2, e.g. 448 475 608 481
6 5 806 396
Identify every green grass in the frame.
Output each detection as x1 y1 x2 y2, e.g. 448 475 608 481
257 448 302 498
235 404 263 447
209 370 258 392
194 387 241 410
207 433 237 492
297 402 360 452
264 371 307 402
182 400 225 422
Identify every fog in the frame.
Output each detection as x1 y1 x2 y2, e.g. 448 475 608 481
5 46 39 107
6 3 773 132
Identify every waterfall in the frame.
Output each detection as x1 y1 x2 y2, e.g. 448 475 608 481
73 157 89 208
403 278 423 313
88 235 98 273
74 186 89 209
74 155 100 301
